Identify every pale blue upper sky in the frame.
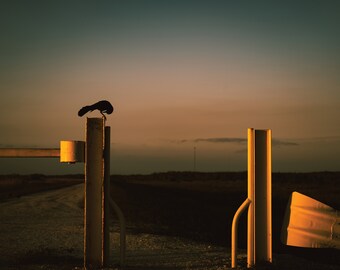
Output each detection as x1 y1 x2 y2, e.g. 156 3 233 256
0 1 339 174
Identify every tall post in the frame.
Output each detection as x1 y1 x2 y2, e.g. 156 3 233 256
103 126 111 266
84 118 105 268
247 128 255 267
232 128 272 268
248 129 272 266
193 147 196 172
254 129 272 263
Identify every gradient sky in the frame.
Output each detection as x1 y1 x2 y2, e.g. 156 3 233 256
0 1 339 174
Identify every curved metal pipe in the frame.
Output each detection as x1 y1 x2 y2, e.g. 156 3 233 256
109 198 126 267
231 198 251 268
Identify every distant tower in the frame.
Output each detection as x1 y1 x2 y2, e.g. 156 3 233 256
193 146 196 172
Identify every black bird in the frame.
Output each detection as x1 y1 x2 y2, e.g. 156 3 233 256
78 100 114 119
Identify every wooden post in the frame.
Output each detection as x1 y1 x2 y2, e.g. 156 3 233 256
84 118 105 268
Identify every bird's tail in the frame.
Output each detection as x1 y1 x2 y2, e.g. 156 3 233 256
78 106 92 117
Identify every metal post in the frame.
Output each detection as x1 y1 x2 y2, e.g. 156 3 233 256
103 126 111 266
104 126 127 267
109 198 126 267
254 129 272 263
193 146 196 172
84 118 105 268
247 128 255 267
245 128 272 267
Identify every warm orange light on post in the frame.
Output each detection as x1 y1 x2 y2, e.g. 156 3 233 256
247 128 255 267
231 128 272 268
60 140 85 163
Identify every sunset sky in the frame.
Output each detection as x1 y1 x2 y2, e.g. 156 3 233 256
0 1 339 174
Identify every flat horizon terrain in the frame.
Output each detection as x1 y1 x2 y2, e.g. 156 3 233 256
0 171 340 269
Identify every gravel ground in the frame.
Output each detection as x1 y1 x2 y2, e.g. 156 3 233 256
0 184 231 270
0 183 339 270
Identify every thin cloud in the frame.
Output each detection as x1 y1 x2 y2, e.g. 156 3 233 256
194 137 246 144
272 139 298 147
174 137 298 147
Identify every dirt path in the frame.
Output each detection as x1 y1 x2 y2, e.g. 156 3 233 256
0 184 84 269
